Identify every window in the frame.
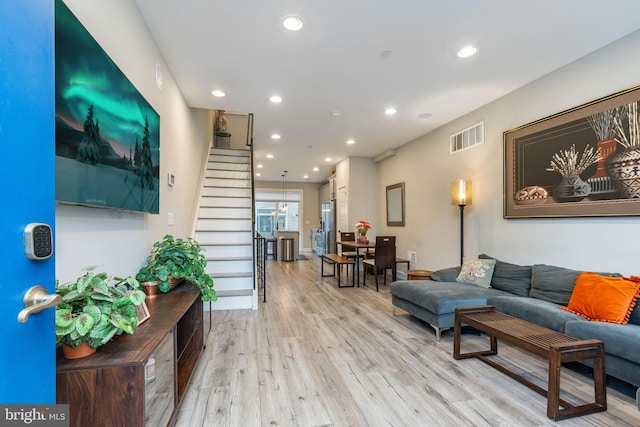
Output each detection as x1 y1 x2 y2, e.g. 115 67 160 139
255 189 301 234
255 202 276 234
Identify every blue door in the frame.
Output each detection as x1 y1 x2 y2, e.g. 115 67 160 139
0 0 56 403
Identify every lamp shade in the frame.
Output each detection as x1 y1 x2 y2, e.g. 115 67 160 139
451 179 472 206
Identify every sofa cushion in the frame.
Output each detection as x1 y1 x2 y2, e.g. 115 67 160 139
456 257 496 288
479 254 532 297
529 264 583 305
431 266 461 282
488 295 585 332
562 273 640 324
390 280 509 315
565 320 640 366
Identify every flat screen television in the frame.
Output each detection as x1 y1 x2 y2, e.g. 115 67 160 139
55 0 160 214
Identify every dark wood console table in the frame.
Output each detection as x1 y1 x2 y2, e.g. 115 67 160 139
453 305 606 421
56 284 204 427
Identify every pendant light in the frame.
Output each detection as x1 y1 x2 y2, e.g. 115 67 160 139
281 170 288 212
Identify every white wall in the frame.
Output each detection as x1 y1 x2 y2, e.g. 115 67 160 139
348 157 380 235
334 157 380 236
55 0 210 282
378 30 640 276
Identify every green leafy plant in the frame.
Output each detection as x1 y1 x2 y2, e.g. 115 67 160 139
55 266 146 350
136 234 217 302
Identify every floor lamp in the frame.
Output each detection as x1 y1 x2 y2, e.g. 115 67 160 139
451 179 472 266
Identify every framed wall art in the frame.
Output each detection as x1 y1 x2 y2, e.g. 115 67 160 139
386 182 405 226
55 0 160 214
504 85 640 218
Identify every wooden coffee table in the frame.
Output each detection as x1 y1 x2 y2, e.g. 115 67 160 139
406 269 432 280
453 305 606 421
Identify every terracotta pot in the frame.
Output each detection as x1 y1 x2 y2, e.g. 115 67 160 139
62 342 96 359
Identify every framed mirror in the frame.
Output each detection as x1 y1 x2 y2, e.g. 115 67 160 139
386 182 405 226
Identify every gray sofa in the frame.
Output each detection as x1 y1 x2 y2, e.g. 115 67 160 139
390 254 640 396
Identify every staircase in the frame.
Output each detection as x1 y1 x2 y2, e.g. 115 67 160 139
193 147 257 310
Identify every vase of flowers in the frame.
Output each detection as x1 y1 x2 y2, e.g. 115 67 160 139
354 220 371 243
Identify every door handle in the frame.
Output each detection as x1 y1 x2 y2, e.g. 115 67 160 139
17 285 61 323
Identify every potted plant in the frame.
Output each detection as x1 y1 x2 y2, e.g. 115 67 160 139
55 266 146 359
136 234 217 302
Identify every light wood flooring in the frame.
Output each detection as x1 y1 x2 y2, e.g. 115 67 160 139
175 254 639 426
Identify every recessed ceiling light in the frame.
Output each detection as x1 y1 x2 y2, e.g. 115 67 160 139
266 154 274 159
346 139 355 145
256 172 261 177
271 134 281 139
385 108 397 115
211 89 226 97
418 113 432 119
457 45 477 58
269 95 282 103
330 110 342 117
324 157 332 162
313 167 319 172
303 175 309 180
257 164 263 168
283 15 304 31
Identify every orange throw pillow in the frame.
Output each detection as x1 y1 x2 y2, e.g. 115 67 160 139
562 272 640 324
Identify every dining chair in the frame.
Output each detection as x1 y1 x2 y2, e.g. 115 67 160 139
362 236 396 291
339 231 361 262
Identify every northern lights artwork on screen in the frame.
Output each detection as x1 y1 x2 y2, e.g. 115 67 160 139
55 0 159 214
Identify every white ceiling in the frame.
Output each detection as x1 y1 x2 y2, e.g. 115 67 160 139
134 0 640 183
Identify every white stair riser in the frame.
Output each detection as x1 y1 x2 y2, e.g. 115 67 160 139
207 162 250 172
208 154 249 164
202 245 252 258
206 260 253 274
205 177 250 188
198 207 251 219
206 169 251 179
209 147 250 155
211 276 253 291
196 218 252 230
196 233 253 245
202 187 250 197
209 146 249 153
200 197 252 208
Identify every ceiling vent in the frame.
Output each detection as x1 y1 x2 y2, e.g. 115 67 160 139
450 121 484 154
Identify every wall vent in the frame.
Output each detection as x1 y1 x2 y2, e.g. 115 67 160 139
450 121 484 154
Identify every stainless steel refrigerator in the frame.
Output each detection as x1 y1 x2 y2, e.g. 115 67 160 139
320 200 336 255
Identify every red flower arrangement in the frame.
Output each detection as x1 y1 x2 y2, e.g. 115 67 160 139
354 220 371 236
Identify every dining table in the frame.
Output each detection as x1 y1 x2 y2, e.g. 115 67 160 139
335 240 376 287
